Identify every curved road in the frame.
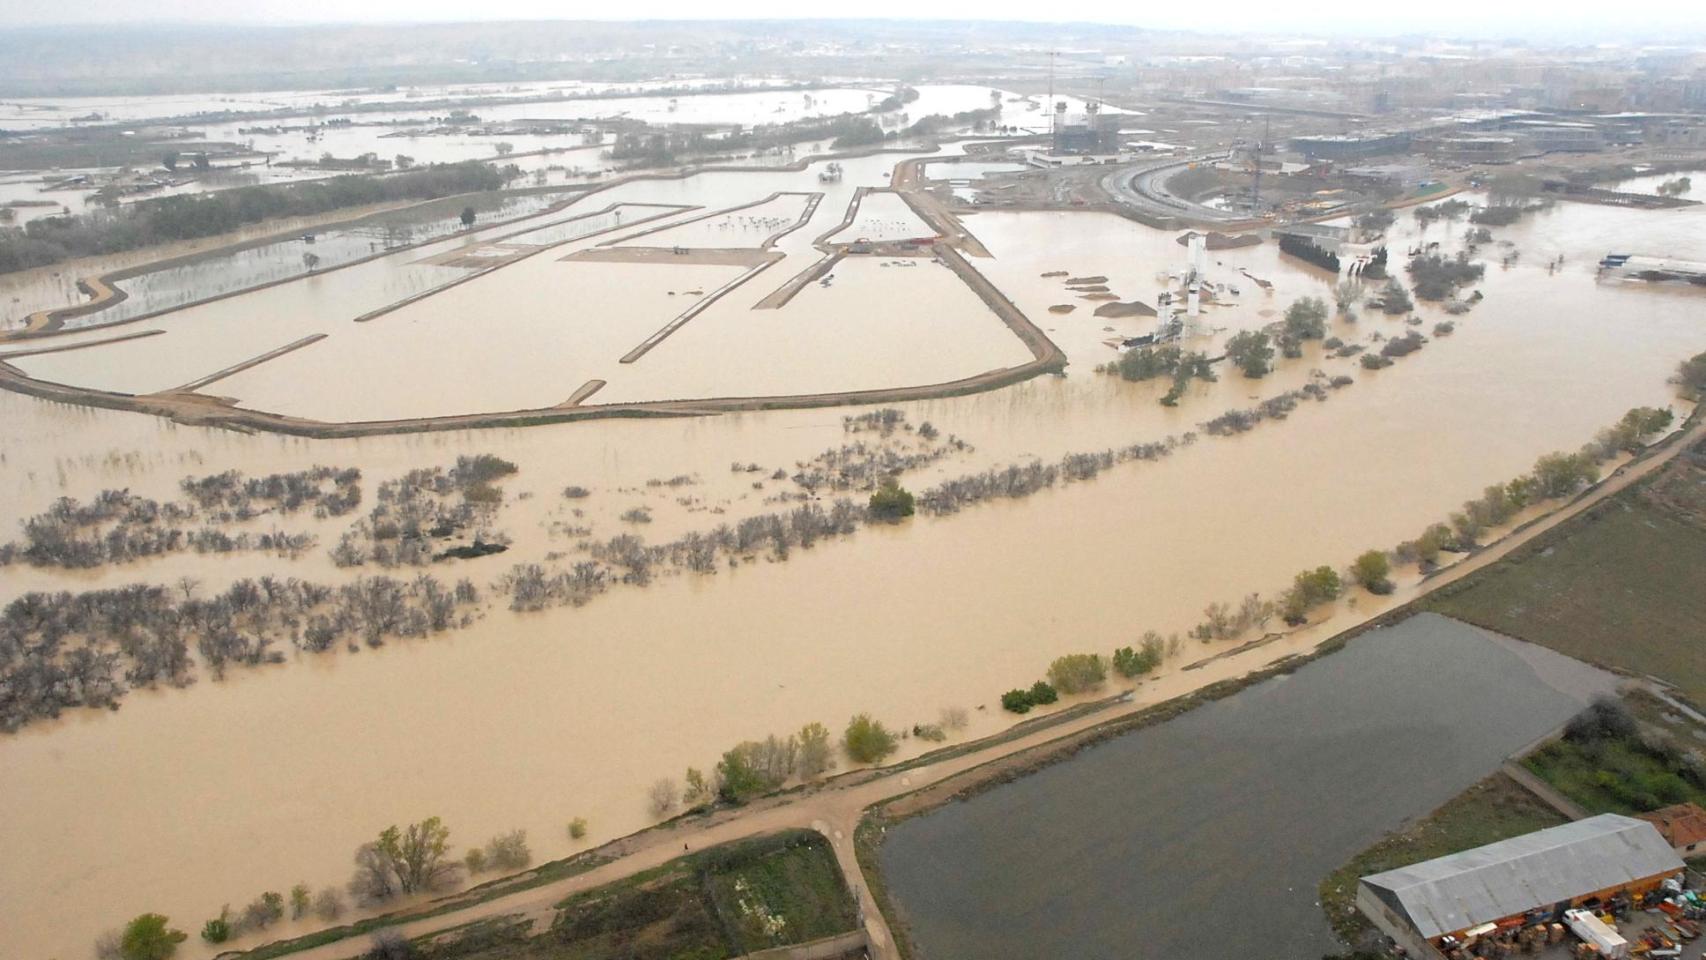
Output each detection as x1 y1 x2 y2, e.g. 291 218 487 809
261 414 1704 960
1100 152 1237 224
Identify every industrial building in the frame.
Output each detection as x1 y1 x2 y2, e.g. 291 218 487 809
1416 134 1523 164
1290 132 1411 161
1356 814 1684 958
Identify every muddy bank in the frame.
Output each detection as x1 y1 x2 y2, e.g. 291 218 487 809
1092 301 1155 318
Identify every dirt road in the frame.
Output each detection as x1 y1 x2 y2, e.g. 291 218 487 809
244 413 1704 960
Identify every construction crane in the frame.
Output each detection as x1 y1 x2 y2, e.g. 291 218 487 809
1247 115 1270 216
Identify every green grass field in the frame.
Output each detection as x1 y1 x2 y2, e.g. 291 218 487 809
545 830 856 960
399 831 857 960
1425 451 1706 704
1523 734 1706 815
1319 775 1568 943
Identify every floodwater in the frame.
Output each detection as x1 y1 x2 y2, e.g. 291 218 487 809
613 192 813 249
876 613 1616 960
228 258 749 420
2 160 1705 959
921 160 1025 182
829 190 937 243
42 190 586 330
9 145 1049 417
1609 170 1701 200
591 255 1037 404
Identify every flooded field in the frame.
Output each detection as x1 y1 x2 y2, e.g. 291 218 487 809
31 189 590 331
4 144 1057 419
613 192 814 248
830 190 937 243
875 614 1616 960
229 257 751 419
2 113 1705 960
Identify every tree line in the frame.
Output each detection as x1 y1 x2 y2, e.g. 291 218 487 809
0 572 479 732
0 161 509 274
0 465 359 570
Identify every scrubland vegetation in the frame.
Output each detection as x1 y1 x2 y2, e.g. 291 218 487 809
1100 344 1218 406
1526 697 1706 814
1406 251 1485 301
0 573 479 731
0 464 359 569
333 455 517 568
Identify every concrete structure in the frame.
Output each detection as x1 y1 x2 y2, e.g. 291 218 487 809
1290 132 1410 161
1417 134 1522 164
1510 120 1605 153
1051 101 1121 155
1357 814 1683 958
1637 803 1706 858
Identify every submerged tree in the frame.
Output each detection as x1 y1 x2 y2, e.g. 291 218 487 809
1225 330 1274 378
349 817 456 904
1283 297 1329 341
843 714 898 764
120 914 186 960
1046 653 1107 694
1350 550 1394 595
867 477 915 521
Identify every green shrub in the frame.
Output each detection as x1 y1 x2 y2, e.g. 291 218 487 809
1679 352 1706 399
1351 550 1394 595
1001 689 1034 714
199 912 230 945
867 478 915 521
1112 640 1163 678
843 714 898 764
121 914 186 960
1028 680 1059 705
1046 654 1106 694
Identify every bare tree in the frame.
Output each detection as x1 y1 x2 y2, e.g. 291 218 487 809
647 779 679 819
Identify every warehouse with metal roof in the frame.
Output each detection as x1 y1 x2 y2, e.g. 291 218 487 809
1355 814 1683 957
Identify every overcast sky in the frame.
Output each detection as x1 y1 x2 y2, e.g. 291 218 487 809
5 0 1706 40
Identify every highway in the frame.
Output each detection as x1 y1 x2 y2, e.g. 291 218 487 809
1099 151 1238 224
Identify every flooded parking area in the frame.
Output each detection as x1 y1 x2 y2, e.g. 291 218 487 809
876 613 1617 960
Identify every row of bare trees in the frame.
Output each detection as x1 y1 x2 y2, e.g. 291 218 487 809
0 574 478 732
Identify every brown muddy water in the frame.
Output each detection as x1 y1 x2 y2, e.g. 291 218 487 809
0 180 1702 960
875 613 1616 960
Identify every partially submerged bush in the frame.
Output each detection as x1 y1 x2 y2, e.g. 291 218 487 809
867 478 915 521
1351 550 1394 595
843 714 898 764
1046 654 1106 695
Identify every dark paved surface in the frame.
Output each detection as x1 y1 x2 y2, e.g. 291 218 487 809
877 613 1615 960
